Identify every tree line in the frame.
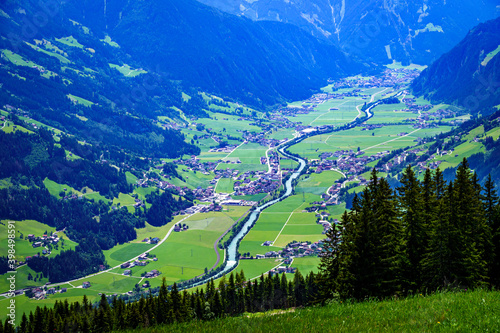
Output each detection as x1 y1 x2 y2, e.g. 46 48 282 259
1 159 499 332
320 159 500 299
1 269 321 333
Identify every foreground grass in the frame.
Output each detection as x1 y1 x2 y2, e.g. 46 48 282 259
125 289 500 332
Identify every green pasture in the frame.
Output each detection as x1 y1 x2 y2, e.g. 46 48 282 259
111 212 236 286
0 287 100 326
67 94 94 107
289 125 451 160
215 178 235 193
109 63 147 77
216 142 268 173
197 112 261 138
125 172 138 185
434 140 485 170
1 122 33 134
55 36 84 48
101 35 120 48
268 129 294 141
173 167 213 189
239 193 321 256
291 256 321 275
232 193 268 202
296 170 342 195
43 178 82 197
26 42 71 64
103 216 186 268
327 202 348 220
366 103 417 124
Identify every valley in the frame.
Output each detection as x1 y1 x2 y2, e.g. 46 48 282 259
1 63 488 323
0 2 499 328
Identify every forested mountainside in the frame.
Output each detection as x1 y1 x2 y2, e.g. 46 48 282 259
412 17 500 113
0 1 200 159
58 0 366 108
197 0 499 65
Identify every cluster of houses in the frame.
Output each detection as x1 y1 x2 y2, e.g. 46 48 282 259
21 285 69 300
174 223 189 232
28 232 60 249
244 240 326 262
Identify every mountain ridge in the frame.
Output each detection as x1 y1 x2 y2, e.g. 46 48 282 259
411 17 500 114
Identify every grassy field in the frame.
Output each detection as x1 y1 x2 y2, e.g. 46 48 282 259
215 178 235 193
289 125 452 160
216 142 268 173
366 103 417 124
0 219 78 263
173 166 213 189
285 98 360 127
43 178 82 197
106 210 241 287
26 41 71 64
239 193 322 256
55 36 84 48
197 112 261 139
296 170 343 195
67 94 94 107
1 121 33 134
1 49 56 78
134 289 500 332
0 219 79 294
109 63 147 77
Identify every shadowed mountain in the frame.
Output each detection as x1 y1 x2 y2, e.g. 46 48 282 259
61 0 367 108
412 17 500 114
197 0 499 65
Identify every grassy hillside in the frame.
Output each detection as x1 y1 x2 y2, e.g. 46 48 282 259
127 289 500 332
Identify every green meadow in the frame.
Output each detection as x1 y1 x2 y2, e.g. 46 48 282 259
366 103 417 124
140 289 500 333
289 125 451 160
0 219 78 264
67 94 94 107
55 36 84 48
216 142 268 173
239 193 322 256
108 210 239 287
109 63 147 77
197 112 261 138
296 170 343 195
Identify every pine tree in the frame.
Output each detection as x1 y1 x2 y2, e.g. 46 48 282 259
398 165 426 291
422 168 453 289
453 159 489 287
371 177 404 297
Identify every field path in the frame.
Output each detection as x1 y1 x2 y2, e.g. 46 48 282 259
207 208 252 272
362 128 421 152
309 100 349 126
43 212 198 290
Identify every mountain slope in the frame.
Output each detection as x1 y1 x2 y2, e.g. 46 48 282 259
411 17 500 114
197 0 499 65
61 0 366 108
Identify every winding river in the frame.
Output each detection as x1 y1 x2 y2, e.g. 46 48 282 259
188 89 403 287
189 145 307 287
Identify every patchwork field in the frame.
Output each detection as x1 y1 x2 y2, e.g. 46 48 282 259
289 125 452 160
296 170 343 195
216 142 268 173
239 193 323 256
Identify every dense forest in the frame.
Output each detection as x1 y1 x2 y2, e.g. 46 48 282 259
3 159 499 332
321 160 500 299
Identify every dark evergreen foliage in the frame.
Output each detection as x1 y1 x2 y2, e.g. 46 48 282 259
320 160 499 299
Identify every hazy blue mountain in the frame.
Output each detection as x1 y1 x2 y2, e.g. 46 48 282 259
412 17 500 113
61 0 367 108
197 0 499 65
